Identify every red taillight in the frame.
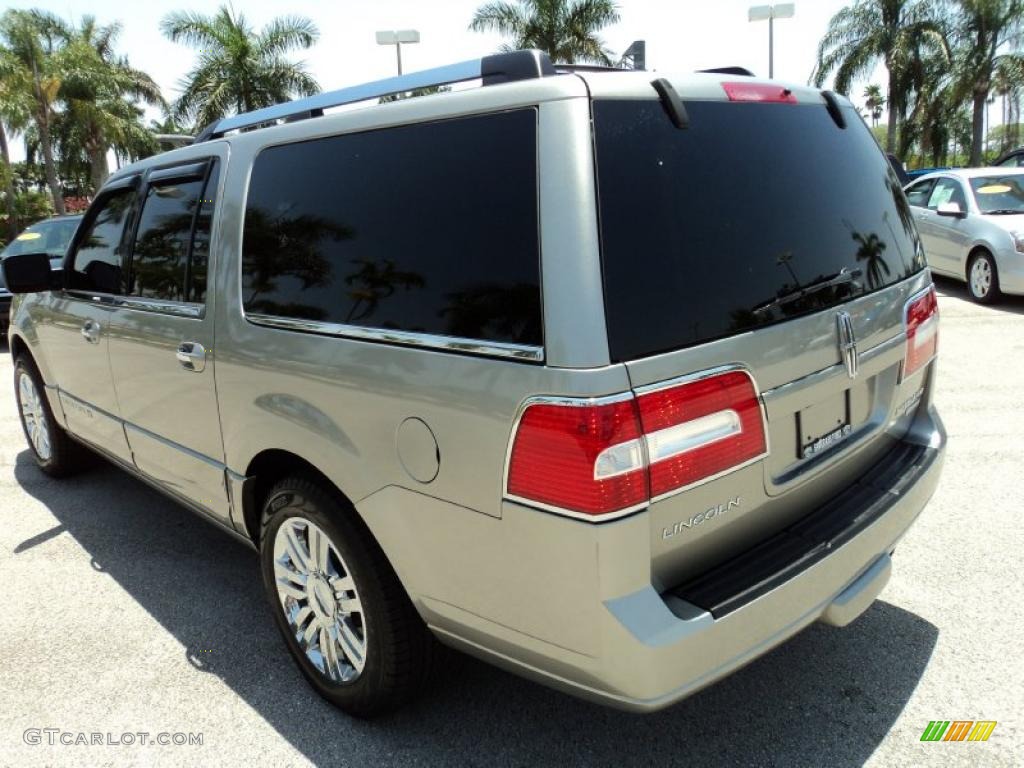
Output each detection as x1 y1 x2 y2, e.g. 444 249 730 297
506 397 647 516
506 370 767 520
903 287 939 380
721 82 797 103
637 371 767 498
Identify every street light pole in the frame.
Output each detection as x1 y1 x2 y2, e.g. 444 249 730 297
375 30 420 76
749 4 794 79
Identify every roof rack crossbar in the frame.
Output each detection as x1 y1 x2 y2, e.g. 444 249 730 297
197 50 555 142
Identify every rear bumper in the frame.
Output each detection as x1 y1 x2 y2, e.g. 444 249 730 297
427 405 946 712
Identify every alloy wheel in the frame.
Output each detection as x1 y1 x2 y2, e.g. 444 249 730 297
18 371 52 461
272 517 367 683
970 258 992 298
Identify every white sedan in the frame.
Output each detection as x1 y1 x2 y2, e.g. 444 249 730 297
904 168 1024 303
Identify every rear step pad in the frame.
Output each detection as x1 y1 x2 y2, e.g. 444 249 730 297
670 441 933 618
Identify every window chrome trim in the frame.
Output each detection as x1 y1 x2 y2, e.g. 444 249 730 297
64 290 204 318
243 312 544 362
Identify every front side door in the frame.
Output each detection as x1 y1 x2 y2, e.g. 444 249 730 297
925 177 972 275
34 183 137 464
105 156 231 525
904 178 942 271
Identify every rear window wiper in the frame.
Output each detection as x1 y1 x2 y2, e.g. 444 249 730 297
753 267 863 315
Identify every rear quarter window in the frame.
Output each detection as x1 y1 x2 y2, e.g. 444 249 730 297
594 99 925 361
241 109 542 348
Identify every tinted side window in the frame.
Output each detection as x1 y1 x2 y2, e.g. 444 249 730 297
69 189 135 294
905 180 935 208
242 109 541 347
129 177 204 302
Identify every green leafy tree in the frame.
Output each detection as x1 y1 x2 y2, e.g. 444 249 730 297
469 0 620 64
57 16 163 193
813 0 948 155
0 45 33 239
0 9 69 214
161 6 320 130
954 0 1024 164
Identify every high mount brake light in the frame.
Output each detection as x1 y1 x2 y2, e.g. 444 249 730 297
903 286 939 381
505 369 767 520
721 82 798 104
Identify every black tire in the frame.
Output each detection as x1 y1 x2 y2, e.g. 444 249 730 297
13 354 88 477
967 251 1001 304
259 474 440 717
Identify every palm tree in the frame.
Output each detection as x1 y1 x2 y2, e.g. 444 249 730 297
0 45 32 239
161 6 319 131
954 0 1024 165
0 9 69 214
863 83 886 126
813 0 948 155
469 0 620 65
58 16 163 193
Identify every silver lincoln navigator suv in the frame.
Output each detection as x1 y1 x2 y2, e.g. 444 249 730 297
3 51 946 717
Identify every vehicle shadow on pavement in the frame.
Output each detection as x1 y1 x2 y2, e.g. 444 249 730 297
14 451 938 767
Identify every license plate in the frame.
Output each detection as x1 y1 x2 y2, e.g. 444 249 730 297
799 393 851 459
802 423 852 458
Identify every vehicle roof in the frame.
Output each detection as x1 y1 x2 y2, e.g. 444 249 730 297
108 66 839 184
908 167 1024 184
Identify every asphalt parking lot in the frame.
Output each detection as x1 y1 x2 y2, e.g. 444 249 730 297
0 275 1021 767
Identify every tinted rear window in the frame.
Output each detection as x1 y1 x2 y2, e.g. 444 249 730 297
594 99 925 361
242 109 541 347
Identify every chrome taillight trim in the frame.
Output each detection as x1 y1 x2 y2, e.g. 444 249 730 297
899 285 939 383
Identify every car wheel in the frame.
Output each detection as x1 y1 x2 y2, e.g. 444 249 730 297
259 474 440 717
14 355 88 477
967 251 1000 304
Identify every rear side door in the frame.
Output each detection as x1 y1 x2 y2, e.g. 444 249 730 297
105 155 230 525
34 181 137 463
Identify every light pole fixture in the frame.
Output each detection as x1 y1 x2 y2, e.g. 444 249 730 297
375 30 420 75
748 3 794 79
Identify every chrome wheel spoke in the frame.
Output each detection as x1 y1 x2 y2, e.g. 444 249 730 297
336 616 366 674
283 525 312 573
330 575 355 594
321 627 342 681
310 526 330 573
338 595 362 615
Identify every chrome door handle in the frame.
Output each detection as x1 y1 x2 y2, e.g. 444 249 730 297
80 320 100 344
176 342 207 372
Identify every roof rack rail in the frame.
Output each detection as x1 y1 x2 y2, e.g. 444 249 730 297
194 49 555 143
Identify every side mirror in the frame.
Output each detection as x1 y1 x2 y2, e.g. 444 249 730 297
936 202 966 218
1 252 62 293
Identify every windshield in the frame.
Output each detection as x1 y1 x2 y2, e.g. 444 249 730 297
594 99 925 361
970 175 1024 214
1 217 81 259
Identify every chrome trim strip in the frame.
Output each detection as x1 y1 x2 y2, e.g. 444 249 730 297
244 312 544 362
65 291 205 318
504 494 649 523
115 297 204 318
